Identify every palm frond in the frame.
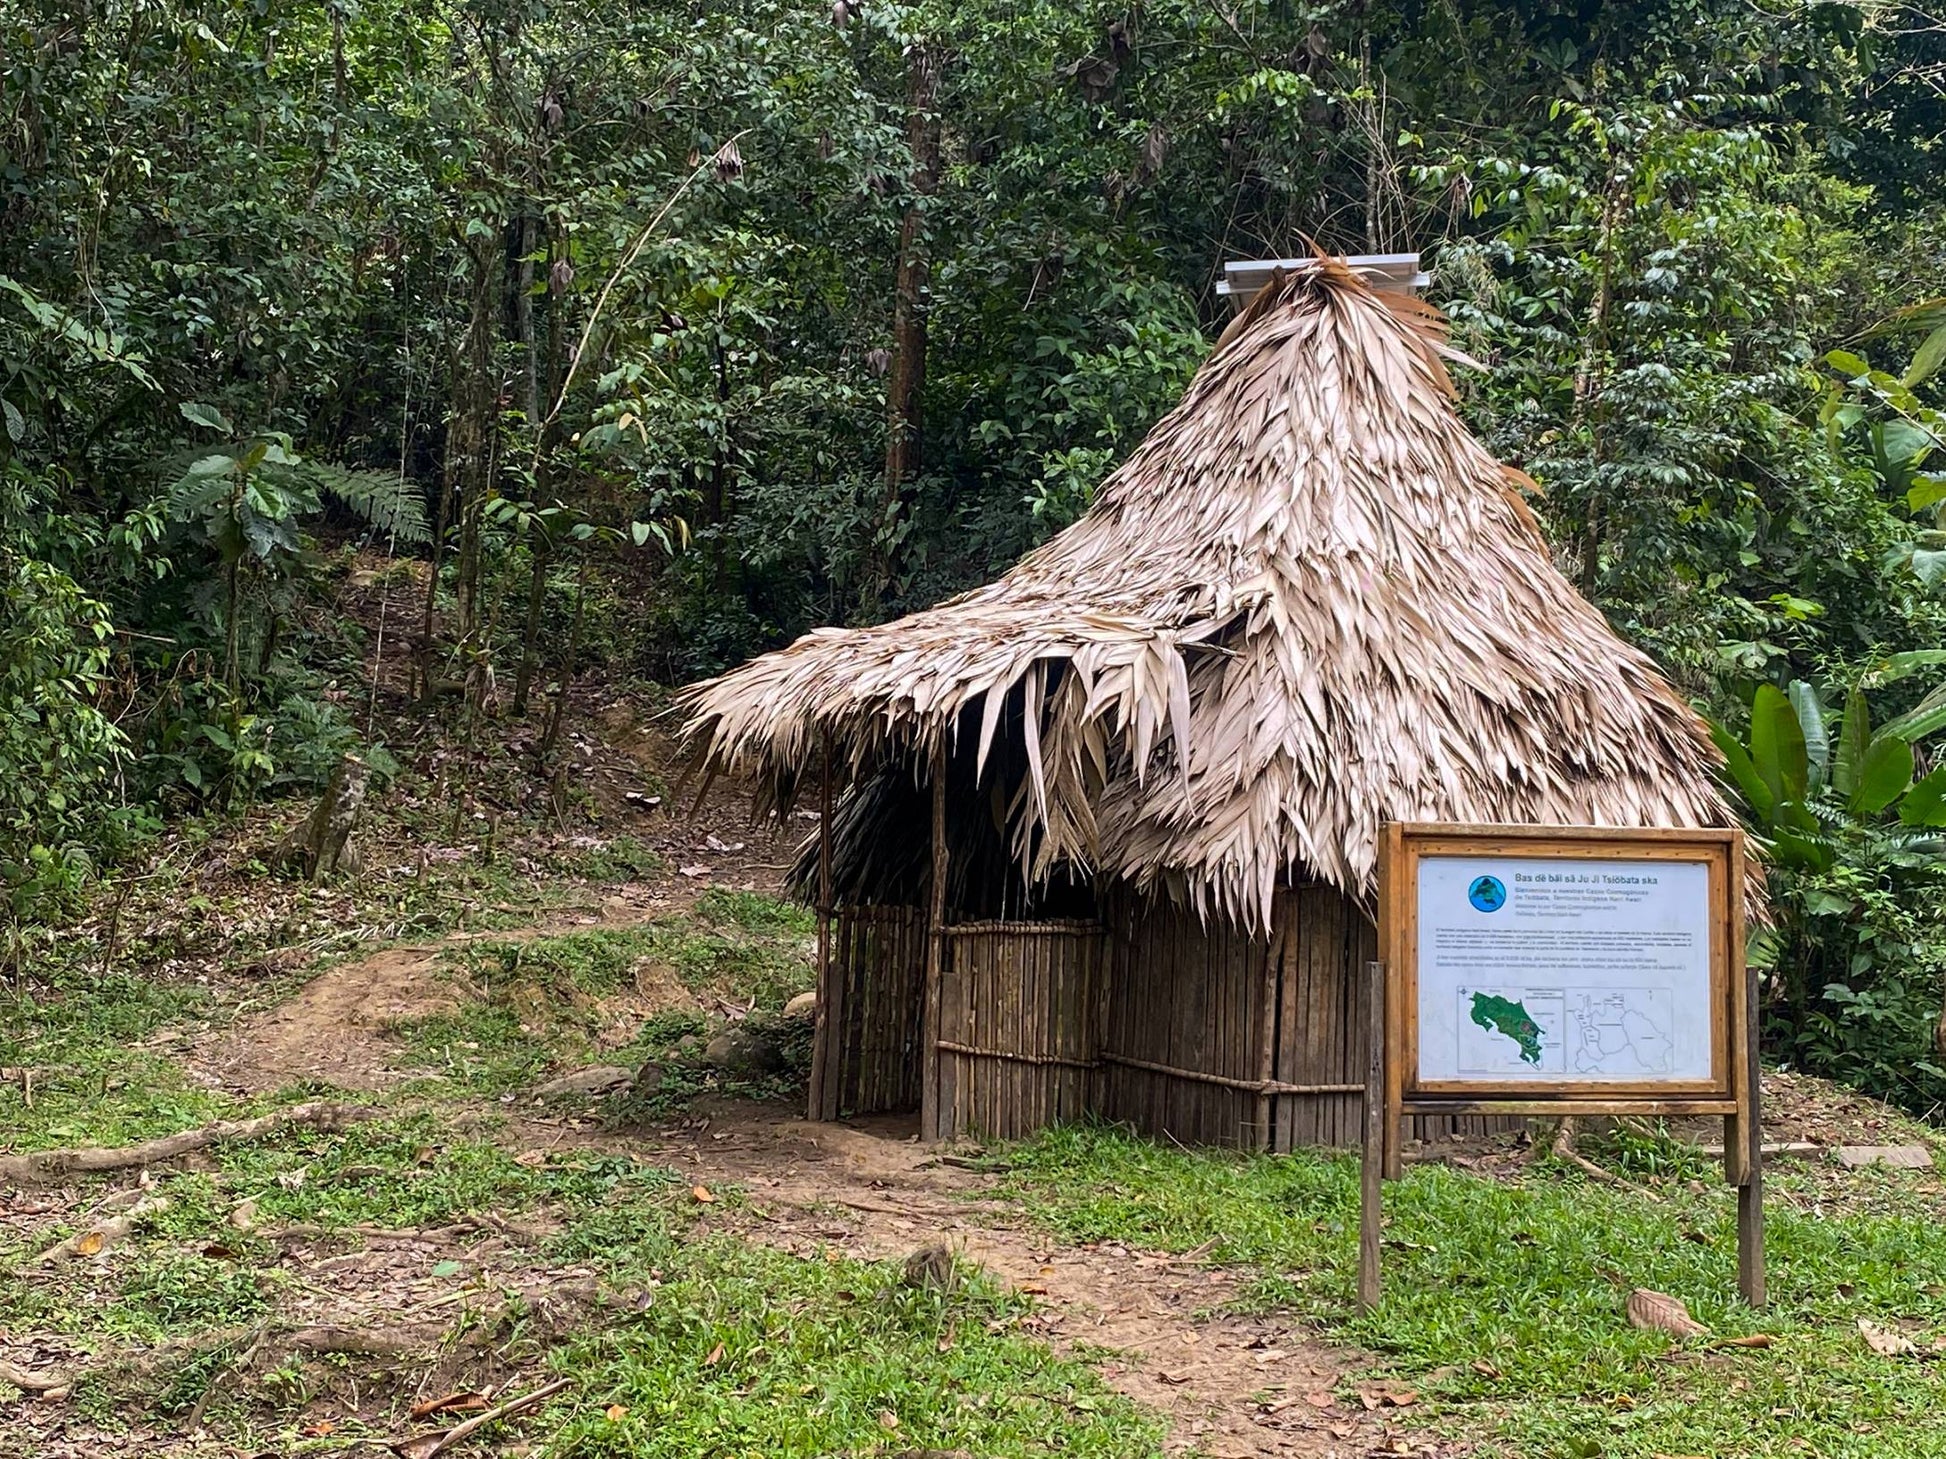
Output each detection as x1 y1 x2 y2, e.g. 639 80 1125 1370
678 262 1752 929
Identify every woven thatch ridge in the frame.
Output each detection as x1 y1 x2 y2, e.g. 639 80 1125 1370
682 259 1737 927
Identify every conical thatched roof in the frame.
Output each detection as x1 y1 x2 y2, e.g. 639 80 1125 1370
681 259 1738 927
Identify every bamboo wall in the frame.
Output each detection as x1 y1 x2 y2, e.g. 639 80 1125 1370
1096 896 1272 1147
935 920 1103 1140
808 887 1516 1148
808 903 927 1119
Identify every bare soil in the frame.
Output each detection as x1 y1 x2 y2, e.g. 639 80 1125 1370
616 1104 1401 1458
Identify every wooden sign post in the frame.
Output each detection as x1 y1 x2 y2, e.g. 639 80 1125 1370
1360 824 1761 1312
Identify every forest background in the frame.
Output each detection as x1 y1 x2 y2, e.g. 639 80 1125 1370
4 0 1946 1117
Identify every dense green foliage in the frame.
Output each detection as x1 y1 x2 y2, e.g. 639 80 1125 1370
3 0 1945 1106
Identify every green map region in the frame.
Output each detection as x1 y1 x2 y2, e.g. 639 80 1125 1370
1469 992 1545 1066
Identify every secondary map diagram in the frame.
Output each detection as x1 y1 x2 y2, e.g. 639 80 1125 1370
1457 986 1676 1076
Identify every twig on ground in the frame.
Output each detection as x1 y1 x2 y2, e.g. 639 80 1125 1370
36 1194 172 1263
390 1376 572 1459
0 1101 378 1186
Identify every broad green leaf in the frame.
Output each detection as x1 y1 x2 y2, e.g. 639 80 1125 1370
1788 680 1829 792
1833 686 1871 797
1901 764 1946 828
1907 476 1946 513
185 453 235 478
1 398 22 442
1769 826 1834 872
179 400 233 433
1826 348 1870 378
1912 548 1946 588
1851 735 1915 816
1882 681 1946 742
1709 721 1774 822
1861 650 1946 687
1879 418 1934 465
1749 683 1807 805
1905 323 1946 388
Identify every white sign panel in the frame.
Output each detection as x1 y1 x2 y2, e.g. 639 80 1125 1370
1415 856 1713 1084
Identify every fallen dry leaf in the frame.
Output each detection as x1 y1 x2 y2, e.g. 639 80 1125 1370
72 1231 104 1257
691 1184 715 1204
228 1198 258 1232
1710 1334 1773 1350
300 1419 336 1438
514 1150 547 1168
878 1409 900 1430
703 1342 725 1366
1357 1384 1417 1409
1859 1318 1918 1357
1627 1288 1709 1339
605 1404 628 1422
1303 1390 1335 1408
1471 1357 1501 1378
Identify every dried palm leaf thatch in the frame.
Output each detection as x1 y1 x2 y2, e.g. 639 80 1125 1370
681 258 1740 929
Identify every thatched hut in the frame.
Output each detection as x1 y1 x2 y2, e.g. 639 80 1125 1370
680 257 1739 1150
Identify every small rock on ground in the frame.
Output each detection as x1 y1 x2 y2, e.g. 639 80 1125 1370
533 1065 635 1099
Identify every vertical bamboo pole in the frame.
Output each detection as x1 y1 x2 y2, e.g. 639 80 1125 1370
920 739 948 1142
1730 832 1765 1307
808 730 836 1120
1258 898 1286 1152
1358 958 1385 1313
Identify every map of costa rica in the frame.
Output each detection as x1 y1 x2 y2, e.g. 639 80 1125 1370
1469 991 1545 1065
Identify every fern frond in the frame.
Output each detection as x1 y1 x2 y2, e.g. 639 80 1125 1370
299 463 431 545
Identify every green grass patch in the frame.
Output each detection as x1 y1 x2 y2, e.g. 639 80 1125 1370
533 1200 1161 1456
1001 1124 1946 1458
0 967 250 1153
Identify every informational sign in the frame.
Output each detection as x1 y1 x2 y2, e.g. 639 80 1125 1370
1358 823 1764 1314
1414 855 1713 1086
1381 826 1739 1104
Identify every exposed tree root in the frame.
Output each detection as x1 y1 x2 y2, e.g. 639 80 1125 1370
1541 1116 1663 1201
0 1101 377 1186
0 1357 72 1395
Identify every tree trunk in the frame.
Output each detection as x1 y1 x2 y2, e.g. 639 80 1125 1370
538 558 588 761
1574 177 1626 598
451 238 501 644
511 539 549 715
272 754 371 881
875 44 942 596
512 211 539 423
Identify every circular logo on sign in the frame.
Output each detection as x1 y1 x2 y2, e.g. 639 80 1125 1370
1467 875 1507 913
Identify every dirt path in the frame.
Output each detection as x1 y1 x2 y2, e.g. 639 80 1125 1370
517 1104 1420 1459
177 771 1425 1456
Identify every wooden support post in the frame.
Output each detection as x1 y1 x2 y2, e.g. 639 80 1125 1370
1725 830 1764 1307
808 730 836 1121
1359 959 1385 1312
920 740 948 1143
1737 947 1766 1306
1377 824 1405 1180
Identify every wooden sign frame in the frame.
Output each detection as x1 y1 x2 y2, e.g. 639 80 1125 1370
1359 823 1763 1311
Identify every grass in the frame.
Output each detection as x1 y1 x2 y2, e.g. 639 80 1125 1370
999 1123 1946 1457
395 891 816 1098
1 1108 1164 1458
534 1224 1162 1458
